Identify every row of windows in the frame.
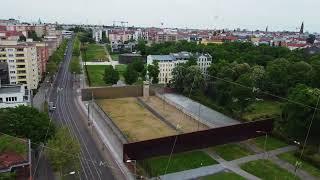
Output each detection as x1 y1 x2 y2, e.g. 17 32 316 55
0 97 18 103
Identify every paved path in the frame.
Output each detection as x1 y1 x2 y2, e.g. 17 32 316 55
82 61 119 67
160 145 298 180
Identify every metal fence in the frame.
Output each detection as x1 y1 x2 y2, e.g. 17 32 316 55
123 118 274 161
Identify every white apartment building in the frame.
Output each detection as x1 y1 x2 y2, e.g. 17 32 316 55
0 40 39 90
92 29 103 42
147 52 212 84
0 84 30 108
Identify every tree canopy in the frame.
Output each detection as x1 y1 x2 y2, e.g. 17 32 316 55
104 65 119 85
0 106 55 145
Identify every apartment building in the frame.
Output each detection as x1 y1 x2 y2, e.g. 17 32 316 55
147 52 212 84
0 40 39 89
34 42 49 79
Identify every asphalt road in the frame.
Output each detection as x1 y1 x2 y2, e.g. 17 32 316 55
49 37 116 180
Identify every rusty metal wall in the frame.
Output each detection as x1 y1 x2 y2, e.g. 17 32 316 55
82 85 157 101
123 119 274 161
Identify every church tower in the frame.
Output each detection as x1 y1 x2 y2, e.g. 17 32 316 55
299 22 304 34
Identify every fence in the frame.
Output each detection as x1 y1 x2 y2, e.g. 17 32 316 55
82 85 146 101
123 118 274 161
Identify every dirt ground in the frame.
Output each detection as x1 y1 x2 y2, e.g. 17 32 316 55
97 98 177 142
141 96 208 133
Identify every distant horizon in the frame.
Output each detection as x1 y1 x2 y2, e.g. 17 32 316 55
2 0 319 33
2 17 316 34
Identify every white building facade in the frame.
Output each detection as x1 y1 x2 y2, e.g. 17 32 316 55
0 84 30 108
147 52 212 84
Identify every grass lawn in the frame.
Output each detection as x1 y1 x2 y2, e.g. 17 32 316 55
201 171 246 180
115 64 127 80
140 151 217 177
240 160 297 180
0 135 27 156
278 151 320 178
253 136 287 151
111 54 119 61
242 100 282 121
83 44 108 62
86 65 106 86
97 98 177 142
213 143 253 161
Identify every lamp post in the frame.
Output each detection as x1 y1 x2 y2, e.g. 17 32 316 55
256 130 268 159
126 159 137 179
62 171 76 177
293 140 301 179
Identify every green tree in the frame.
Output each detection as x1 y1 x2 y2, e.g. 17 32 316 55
171 65 187 92
185 57 197 67
124 64 138 85
132 59 145 73
265 58 290 95
46 127 80 176
183 65 205 94
47 61 58 75
27 30 42 41
104 65 119 85
310 59 320 88
137 40 146 55
288 61 312 87
69 56 81 74
282 84 320 145
231 73 254 115
147 61 160 84
101 31 109 43
0 106 55 145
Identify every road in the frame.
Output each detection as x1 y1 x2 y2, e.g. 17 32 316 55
49 37 116 180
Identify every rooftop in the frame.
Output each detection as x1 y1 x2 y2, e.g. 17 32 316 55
0 84 23 94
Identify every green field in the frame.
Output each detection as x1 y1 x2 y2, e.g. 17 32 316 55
201 171 246 180
86 65 106 86
253 136 287 151
213 143 253 161
242 101 282 121
0 135 27 156
82 44 108 62
115 64 127 80
140 151 217 177
111 54 119 61
278 151 320 178
240 160 297 180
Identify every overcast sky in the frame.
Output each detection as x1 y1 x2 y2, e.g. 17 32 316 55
2 0 319 32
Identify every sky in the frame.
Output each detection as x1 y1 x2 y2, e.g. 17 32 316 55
2 0 320 33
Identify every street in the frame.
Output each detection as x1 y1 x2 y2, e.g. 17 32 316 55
47 37 117 180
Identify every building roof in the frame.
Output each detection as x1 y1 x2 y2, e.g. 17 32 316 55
0 85 22 94
149 55 175 61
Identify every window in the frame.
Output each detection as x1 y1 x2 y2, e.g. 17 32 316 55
0 98 2 103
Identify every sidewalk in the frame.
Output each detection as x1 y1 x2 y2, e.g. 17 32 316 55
160 145 298 180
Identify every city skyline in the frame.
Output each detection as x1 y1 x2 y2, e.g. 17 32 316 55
1 0 319 33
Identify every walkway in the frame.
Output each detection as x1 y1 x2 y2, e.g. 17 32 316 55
160 145 301 180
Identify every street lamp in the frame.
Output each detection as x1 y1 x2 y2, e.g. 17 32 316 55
256 130 268 159
126 159 137 179
293 140 301 179
62 171 76 176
